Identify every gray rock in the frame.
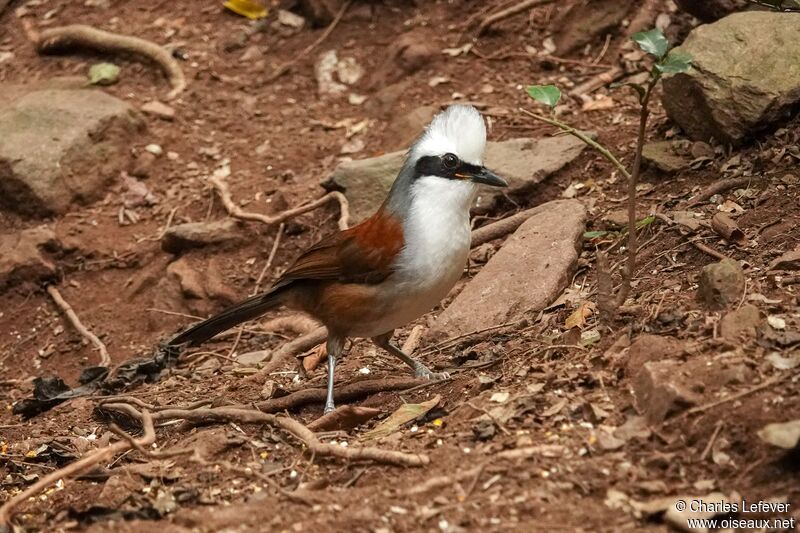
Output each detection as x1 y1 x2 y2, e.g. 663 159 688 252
719 303 761 341
642 141 692 173
768 245 800 271
331 136 589 223
626 335 685 377
0 226 60 292
0 89 144 216
662 12 800 145
429 199 586 339
161 219 244 254
697 258 745 309
330 151 406 224
632 360 701 424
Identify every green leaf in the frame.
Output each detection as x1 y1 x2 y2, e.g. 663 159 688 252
583 230 611 239
88 62 120 86
635 215 656 229
631 28 669 59
526 85 561 108
656 50 693 74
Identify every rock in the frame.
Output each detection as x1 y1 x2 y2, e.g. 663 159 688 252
554 0 633 55
758 420 800 449
642 141 692 173
429 200 586 338
130 151 157 178
0 89 144 216
673 0 748 22
296 0 343 26
0 226 60 292
719 304 761 341
768 245 800 271
140 100 175 121
330 151 405 224
161 219 244 254
697 258 745 310
662 13 800 144
382 105 438 151
632 361 702 424
315 49 348 97
367 31 437 89
626 335 685 377
332 136 589 223
167 258 206 300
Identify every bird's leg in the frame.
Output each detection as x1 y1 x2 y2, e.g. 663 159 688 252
372 332 450 381
324 335 345 414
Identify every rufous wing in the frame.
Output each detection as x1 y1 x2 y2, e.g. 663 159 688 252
279 209 405 285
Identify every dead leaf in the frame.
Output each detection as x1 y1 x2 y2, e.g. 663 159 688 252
565 301 596 330
541 398 567 418
301 343 327 371
361 395 440 440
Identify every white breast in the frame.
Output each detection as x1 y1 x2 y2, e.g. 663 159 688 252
350 176 475 337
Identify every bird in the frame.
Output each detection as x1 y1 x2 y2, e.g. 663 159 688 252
168 104 507 413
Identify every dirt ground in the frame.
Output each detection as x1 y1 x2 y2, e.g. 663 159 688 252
1 0 799 531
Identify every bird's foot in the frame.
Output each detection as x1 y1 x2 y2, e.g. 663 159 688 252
323 402 336 414
413 363 450 381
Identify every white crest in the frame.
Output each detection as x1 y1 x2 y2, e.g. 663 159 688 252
410 105 487 165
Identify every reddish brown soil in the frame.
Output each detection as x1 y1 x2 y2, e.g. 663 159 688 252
1 1 799 532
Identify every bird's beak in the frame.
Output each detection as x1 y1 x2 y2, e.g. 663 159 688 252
468 167 508 188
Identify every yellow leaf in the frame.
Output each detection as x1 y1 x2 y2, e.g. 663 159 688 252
223 0 268 20
361 395 440 441
565 301 596 330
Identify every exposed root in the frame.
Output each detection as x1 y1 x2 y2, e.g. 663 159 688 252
251 377 426 413
209 173 349 230
46 285 111 367
245 326 328 382
691 240 731 261
472 206 560 247
260 315 320 336
100 402 429 467
476 0 556 35
0 411 156 527
686 176 754 207
21 21 186 100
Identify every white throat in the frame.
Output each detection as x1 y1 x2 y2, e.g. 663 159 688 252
395 175 475 290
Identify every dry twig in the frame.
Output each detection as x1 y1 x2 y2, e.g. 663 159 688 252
46 285 111 367
0 411 156 526
21 22 186 99
209 173 349 230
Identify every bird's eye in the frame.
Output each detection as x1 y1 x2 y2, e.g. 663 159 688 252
442 153 458 169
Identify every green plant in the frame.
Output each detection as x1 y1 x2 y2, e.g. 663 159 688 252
523 28 691 323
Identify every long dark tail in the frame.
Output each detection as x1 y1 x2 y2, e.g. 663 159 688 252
168 283 290 347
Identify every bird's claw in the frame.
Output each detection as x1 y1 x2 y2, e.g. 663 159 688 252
414 365 450 381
